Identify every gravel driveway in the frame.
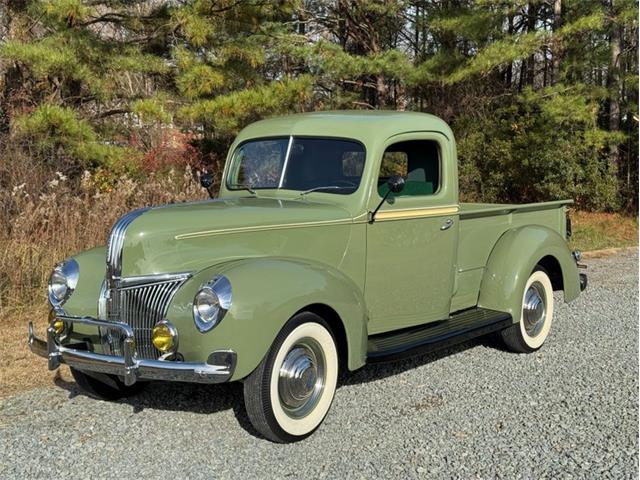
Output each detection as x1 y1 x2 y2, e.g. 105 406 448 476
1 249 637 479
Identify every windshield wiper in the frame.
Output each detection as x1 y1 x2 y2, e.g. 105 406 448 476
229 183 257 195
299 186 350 195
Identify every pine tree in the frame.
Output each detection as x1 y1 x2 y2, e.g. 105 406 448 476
0 0 636 210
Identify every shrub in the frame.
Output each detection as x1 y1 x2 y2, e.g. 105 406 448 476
456 86 622 211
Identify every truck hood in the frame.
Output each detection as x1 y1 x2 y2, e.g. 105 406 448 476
119 196 356 276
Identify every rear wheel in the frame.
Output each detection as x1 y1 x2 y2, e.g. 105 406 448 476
501 267 555 353
70 367 147 400
243 312 339 443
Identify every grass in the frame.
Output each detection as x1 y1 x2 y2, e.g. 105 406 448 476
0 304 64 399
570 211 639 252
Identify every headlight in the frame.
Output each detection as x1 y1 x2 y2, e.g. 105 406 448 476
47 258 79 307
193 276 232 332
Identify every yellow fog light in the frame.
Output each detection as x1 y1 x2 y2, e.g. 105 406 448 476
151 321 177 353
52 319 65 335
49 309 65 335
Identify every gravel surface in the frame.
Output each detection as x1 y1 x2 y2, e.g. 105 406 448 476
1 249 637 479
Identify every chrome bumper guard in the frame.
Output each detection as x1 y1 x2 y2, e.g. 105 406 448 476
28 315 236 386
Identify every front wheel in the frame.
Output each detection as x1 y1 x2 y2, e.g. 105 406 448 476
243 312 339 443
501 267 555 353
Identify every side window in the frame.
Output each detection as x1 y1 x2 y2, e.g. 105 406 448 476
378 140 440 197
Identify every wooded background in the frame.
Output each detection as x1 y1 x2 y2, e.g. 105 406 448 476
0 0 637 211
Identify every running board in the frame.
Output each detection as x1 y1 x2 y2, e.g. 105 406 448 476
367 308 512 363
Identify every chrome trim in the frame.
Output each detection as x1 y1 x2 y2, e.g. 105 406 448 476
101 272 190 359
48 258 80 307
97 279 108 320
28 316 236 386
104 208 150 337
119 272 191 288
440 218 454 231
28 322 47 357
278 337 326 419
278 135 294 188
106 207 149 287
193 276 232 333
572 250 582 263
523 281 547 337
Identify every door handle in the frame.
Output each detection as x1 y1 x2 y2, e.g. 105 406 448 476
440 218 454 231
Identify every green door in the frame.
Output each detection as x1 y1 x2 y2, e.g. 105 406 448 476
364 134 459 334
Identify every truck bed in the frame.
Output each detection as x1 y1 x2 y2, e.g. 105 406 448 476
451 200 572 312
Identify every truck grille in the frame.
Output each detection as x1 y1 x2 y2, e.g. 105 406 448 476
101 208 190 359
109 274 188 359
102 275 190 359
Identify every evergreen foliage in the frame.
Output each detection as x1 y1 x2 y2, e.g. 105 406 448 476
0 0 637 211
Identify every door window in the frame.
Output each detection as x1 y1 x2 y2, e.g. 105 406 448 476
378 140 440 197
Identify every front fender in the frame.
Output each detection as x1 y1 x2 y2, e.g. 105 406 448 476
477 225 580 321
56 247 106 342
165 257 368 381
58 246 106 319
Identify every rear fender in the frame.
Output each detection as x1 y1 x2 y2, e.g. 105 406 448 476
477 225 580 321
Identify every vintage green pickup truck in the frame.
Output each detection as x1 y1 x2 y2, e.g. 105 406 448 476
29 111 587 442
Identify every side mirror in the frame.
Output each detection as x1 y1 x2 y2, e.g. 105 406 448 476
387 175 405 194
369 175 406 224
200 173 214 189
200 173 215 198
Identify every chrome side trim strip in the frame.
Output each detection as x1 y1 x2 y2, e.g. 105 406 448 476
374 205 459 221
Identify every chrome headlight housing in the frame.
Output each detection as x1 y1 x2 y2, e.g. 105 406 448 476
193 276 232 332
47 258 79 307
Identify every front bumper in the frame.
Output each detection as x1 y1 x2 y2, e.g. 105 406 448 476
28 315 236 386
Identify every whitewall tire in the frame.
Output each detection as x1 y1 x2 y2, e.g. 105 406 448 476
501 267 555 353
243 312 339 442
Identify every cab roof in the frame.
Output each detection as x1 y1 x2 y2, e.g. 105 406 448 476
234 110 454 147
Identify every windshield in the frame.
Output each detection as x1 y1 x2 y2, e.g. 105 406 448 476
227 137 366 195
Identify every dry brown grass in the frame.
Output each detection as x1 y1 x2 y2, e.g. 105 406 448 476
0 143 206 398
570 210 639 252
0 150 207 310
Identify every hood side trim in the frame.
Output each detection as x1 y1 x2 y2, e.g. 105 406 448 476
175 217 353 240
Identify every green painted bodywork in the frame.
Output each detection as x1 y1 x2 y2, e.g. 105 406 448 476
58 111 582 381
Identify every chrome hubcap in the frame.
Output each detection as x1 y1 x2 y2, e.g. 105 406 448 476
278 338 325 419
523 281 547 337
